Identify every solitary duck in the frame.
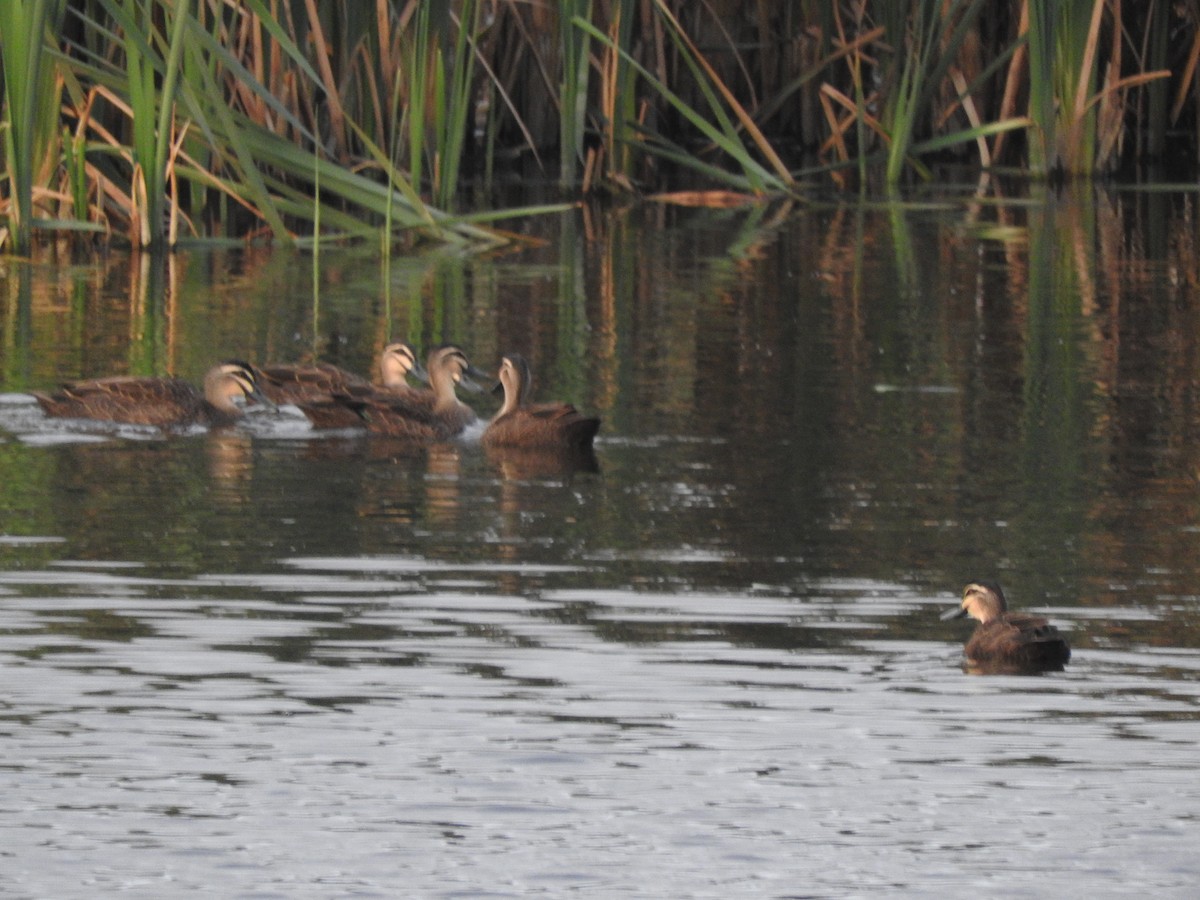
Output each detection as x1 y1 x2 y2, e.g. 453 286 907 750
941 581 1070 673
32 360 270 428
482 353 600 452
255 341 426 406
340 344 488 440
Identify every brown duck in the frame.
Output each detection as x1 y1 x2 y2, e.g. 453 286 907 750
257 342 427 430
941 581 1071 674
255 341 426 405
482 353 600 452
32 360 269 428
336 344 488 440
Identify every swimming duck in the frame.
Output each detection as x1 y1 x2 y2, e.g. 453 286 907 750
338 344 488 440
257 342 429 430
255 341 427 405
482 353 600 452
32 360 270 428
941 581 1071 673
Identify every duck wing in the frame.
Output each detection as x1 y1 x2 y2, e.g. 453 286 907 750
34 377 202 426
965 613 1070 672
255 363 370 404
337 389 472 440
484 403 600 450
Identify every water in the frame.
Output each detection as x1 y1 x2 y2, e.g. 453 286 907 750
2 185 1200 896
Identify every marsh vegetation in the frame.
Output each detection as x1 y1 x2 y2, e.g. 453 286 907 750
1 1 1196 253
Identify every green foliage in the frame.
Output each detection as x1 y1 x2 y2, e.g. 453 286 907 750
879 0 989 183
0 0 66 251
559 0 593 187
0 1 1192 249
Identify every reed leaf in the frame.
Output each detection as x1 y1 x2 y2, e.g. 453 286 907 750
434 0 480 209
572 15 791 194
7 0 1197 247
878 0 990 184
651 0 793 187
559 0 593 187
0 0 65 251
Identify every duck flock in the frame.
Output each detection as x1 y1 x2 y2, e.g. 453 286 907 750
29 342 600 455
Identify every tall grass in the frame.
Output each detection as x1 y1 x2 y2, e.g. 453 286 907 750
1026 0 1169 177
558 0 593 188
111 0 190 248
0 0 66 252
1 1 1197 250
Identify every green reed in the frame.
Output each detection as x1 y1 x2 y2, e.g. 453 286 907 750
108 0 189 248
432 0 479 210
1026 0 1169 177
576 4 793 194
1 1 1194 250
559 0 592 188
878 0 988 183
0 0 65 252
403 0 481 211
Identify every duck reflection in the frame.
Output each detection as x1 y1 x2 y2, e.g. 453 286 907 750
425 443 463 527
205 430 254 502
484 443 600 481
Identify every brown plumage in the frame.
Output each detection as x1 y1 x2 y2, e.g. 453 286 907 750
255 341 425 405
256 342 429 430
941 581 1071 674
482 353 600 452
338 344 487 440
32 360 269 428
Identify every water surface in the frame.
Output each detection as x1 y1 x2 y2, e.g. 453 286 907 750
1 185 1199 895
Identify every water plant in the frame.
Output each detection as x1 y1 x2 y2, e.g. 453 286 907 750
0 0 67 252
1 2 1196 249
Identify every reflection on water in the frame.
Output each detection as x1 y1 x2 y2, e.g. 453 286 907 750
2 186 1200 894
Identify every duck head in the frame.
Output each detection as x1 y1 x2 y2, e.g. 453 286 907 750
941 581 1008 625
205 360 273 414
427 345 488 396
379 342 428 388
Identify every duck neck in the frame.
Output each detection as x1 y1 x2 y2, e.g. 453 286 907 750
430 367 461 409
496 383 520 418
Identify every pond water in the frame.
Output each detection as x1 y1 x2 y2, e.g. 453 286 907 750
1 183 1199 896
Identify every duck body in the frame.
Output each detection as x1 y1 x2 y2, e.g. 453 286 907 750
344 345 485 440
32 360 267 428
482 354 600 452
942 581 1070 674
259 342 431 431
256 342 425 405
254 361 371 405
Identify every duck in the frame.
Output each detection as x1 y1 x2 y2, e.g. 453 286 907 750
257 342 428 430
336 344 488 440
482 353 600 452
32 360 270 428
941 581 1071 673
254 341 427 405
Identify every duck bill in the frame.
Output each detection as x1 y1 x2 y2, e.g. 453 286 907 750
457 369 490 395
242 384 277 412
940 605 969 621
458 367 496 393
